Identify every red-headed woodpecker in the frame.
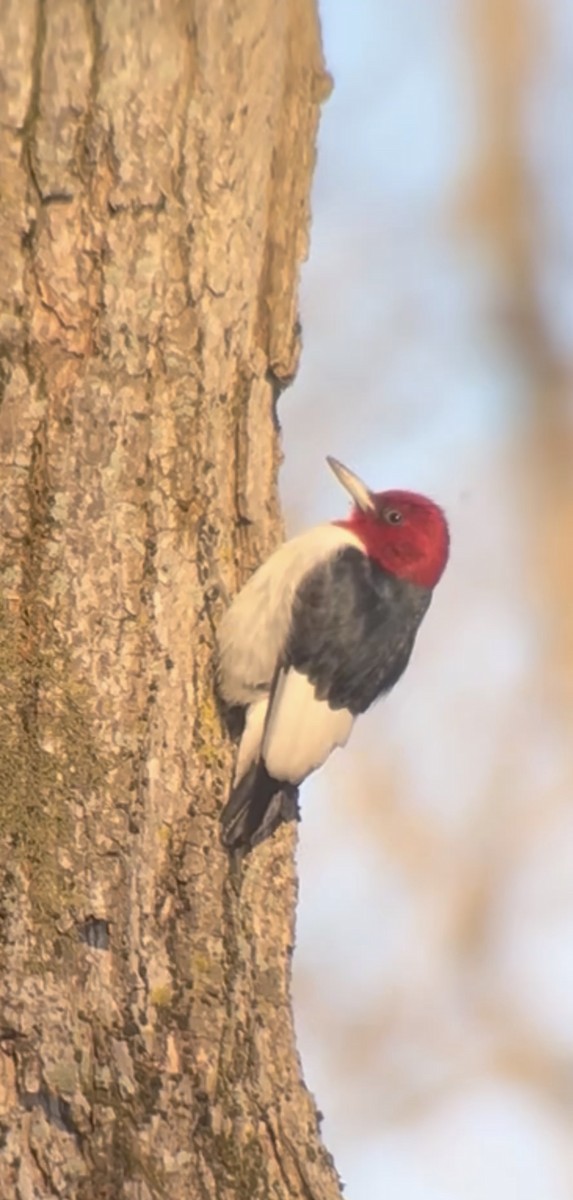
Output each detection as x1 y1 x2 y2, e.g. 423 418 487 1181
218 457 449 851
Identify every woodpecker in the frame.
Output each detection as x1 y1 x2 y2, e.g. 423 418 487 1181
217 457 449 852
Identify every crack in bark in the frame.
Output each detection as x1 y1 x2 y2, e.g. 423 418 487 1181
21 1087 81 1140
21 0 47 202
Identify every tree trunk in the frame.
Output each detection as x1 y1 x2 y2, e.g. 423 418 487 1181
0 3 340 1197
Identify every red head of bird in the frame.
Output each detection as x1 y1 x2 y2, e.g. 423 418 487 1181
328 456 449 590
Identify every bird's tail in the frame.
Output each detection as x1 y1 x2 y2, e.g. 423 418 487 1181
220 760 299 853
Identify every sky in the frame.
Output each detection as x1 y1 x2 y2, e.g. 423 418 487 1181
281 2 573 1198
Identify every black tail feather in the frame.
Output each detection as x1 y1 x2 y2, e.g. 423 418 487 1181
220 761 299 852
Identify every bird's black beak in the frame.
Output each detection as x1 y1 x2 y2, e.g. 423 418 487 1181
326 456 375 513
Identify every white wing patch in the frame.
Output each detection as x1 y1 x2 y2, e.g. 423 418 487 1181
234 699 268 784
262 668 354 785
217 524 363 706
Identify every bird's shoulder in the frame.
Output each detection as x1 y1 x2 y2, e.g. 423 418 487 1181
294 544 431 625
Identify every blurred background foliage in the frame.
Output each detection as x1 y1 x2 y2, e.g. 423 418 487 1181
281 1 573 1196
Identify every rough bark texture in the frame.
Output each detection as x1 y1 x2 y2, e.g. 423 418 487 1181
0 3 341 1197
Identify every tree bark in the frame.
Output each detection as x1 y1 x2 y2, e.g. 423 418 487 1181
0 2 340 1197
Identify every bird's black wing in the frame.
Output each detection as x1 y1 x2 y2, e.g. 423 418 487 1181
284 546 432 715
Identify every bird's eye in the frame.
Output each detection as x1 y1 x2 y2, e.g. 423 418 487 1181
384 509 403 525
